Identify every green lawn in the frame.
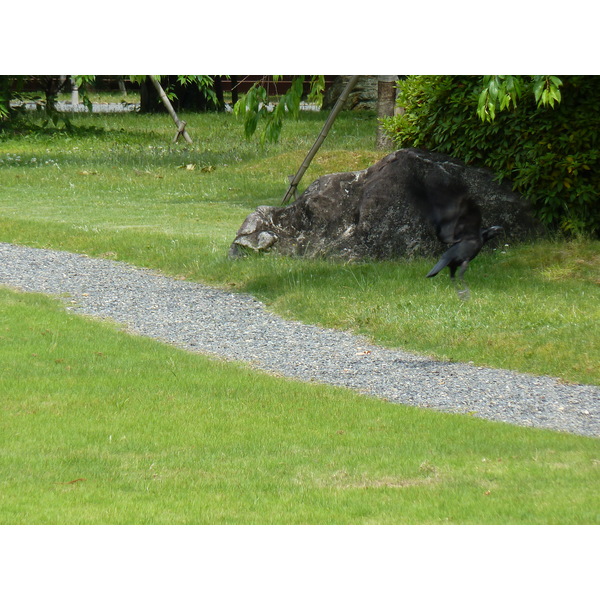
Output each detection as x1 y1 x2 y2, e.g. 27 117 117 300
1 288 598 524
0 109 598 524
1 110 598 385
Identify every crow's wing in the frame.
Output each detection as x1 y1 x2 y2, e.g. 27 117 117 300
452 196 482 242
427 189 467 243
407 170 479 244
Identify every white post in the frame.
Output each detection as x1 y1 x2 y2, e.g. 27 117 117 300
71 78 79 110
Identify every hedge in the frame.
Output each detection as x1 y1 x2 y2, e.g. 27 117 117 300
382 76 599 237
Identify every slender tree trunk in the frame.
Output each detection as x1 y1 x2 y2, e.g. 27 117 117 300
230 76 239 106
139 76 163 113
214 76 225 111
281 75 360 205
376 76 397 150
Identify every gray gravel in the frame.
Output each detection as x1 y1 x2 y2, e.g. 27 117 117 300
1 242 598 438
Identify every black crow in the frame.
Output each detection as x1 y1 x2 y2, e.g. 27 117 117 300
406 167 503 298
425 193 503 298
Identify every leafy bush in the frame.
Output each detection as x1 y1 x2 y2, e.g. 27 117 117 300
382 76 600 236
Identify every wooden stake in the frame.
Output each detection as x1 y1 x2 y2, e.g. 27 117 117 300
173 120 188 143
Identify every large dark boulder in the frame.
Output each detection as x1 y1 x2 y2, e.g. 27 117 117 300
229 148 542 261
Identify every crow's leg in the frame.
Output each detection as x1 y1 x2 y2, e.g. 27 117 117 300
450 276 470 300
454 261 471 301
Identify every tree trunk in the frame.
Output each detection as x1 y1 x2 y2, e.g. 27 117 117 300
376 76 398 150
230 76 239 106
214 76 225 111
140 76 220 113
139 76 164 113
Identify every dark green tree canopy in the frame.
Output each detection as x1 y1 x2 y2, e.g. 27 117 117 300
382 75 599 236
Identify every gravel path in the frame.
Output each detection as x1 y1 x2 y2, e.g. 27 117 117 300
1 242 598 438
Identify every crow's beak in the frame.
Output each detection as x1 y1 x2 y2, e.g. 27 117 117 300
481 225 503 244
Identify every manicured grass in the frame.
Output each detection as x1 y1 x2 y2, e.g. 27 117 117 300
239 240 600 386
1 110 599 524
1 110 598 385
1 288 598 524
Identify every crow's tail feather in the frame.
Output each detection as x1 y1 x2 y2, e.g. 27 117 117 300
426 256 450 278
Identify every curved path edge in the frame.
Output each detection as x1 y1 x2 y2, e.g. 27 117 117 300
1 242 598 438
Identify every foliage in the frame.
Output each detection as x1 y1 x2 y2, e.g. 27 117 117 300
130 75 219 111
0 75 96 131
173 75 218 107
382 75 600 236
234 76 325 144
0 75 13 119
1 76 218 127
71 76 96 112
477 75 563 122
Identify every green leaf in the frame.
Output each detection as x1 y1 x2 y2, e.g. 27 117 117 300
487 77 499 100
533 77 545 103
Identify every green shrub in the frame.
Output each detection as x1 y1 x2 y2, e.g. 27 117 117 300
382 76 600 236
